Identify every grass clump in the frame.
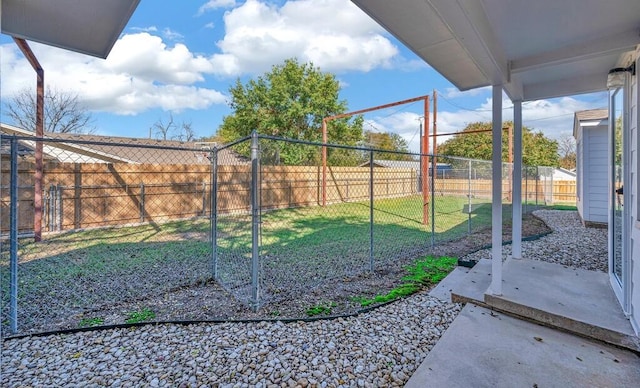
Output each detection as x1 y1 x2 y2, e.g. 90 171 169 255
356 256 457 307
125 308 156 324
306 302 337 317
78 317 104 328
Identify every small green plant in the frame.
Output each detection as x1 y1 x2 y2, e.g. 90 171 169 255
125 308 156 324
356 256 457 307
78 317 104 327
306 302 337 317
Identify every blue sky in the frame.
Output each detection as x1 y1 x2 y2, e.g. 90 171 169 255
0 0 609 153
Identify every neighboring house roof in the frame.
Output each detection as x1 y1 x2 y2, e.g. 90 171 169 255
573 109 608 137
1 0 140 59
0 123 248 165
554 168 577 180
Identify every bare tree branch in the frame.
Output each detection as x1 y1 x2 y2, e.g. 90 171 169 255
3 87 94 133
152 113 176 141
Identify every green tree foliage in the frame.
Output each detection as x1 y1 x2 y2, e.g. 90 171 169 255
438 121 559 167
218 58 364 165
364 131 413 160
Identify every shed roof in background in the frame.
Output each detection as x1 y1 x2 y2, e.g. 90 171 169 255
573 109 609 137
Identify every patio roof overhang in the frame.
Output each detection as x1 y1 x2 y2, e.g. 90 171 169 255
351 0 640 101
1 0 141 58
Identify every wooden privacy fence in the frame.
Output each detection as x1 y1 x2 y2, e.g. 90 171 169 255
434 179 577 203
1 161 576 234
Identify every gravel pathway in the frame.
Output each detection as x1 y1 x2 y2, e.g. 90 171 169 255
1 210 604 387
461 210 608 272
2 293 460 387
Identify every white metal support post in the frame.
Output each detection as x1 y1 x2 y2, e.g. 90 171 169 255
490 85 503 295
512 101 523 259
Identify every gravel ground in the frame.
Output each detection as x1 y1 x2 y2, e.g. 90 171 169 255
461 210 608 272
2 293 461 387
1 210 604 387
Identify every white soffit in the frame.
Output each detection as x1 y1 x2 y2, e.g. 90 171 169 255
352 0 640 101
1 0 141 59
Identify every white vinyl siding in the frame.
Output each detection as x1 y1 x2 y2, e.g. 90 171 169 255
577 124 608 224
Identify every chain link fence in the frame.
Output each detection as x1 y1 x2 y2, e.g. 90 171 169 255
1 132 573 335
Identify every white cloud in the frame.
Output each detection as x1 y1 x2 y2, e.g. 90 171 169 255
197 0 237 16
359 93 608 154
443 86 491 99
0 33 227 116
162 28 185 42
204 22 216 29
131 26 158 33
209 0 399 75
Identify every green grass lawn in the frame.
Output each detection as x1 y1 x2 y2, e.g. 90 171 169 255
1 194 545 331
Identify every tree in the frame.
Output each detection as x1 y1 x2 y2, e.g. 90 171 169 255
4 87 94 133
438 121 558 167
364 131 413 160
218 58 363 165
557 134 576 170
152 113 176 140
151 114 195 141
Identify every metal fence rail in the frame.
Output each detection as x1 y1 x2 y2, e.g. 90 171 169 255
0 133 573 335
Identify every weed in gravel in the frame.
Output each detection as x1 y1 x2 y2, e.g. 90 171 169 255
306 302 337 317
355 256 457 307
78 317 104 327
125 308 156 324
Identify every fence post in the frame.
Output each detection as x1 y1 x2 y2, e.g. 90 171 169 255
468 160 472 235
211 147 218 279
250 131 260 310
56 185 63 231
9 136 19 333
48 185 55 231
139 182 145 223
524 167 529 213
369 149 374 271
201 181 206 216
535 166 540 207
431 158 436 247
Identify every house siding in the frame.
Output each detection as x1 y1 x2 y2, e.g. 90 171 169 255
630 46 640 334
577 121 608 224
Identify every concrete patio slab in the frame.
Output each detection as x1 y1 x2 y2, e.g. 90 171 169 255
406 304 640 388
449 258 492 305
429 266 470 302
486 258 640 352
449 258 640 352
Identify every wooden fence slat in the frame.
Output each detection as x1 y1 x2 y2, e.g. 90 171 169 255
0 162 577 233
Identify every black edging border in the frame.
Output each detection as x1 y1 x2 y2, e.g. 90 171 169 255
2 298 401 341
3 219 555 341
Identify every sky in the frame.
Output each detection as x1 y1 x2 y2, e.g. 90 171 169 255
0 0 610 153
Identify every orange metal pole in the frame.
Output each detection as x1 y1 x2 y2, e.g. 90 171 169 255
321 119 327 206
14 38 44 242
508 125 513 202
322 94 431 208
422 97 430 225
432 89 438 180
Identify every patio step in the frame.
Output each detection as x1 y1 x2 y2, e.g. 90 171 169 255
449 258 640 353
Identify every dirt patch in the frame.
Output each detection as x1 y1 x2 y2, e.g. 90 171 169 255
63 213 550 330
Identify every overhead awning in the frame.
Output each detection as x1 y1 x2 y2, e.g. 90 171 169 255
1 0 140 58
352 0 640 101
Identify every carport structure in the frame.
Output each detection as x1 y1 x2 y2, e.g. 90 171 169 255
1 0 141 331
1 0 141 242
352 0 640 337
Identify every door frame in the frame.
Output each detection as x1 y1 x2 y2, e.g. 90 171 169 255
608 77 632 315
